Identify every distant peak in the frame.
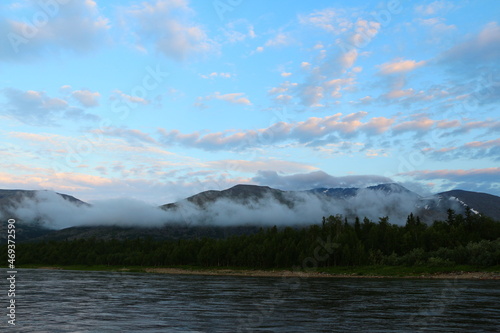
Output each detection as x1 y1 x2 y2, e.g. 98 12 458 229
229 184 271 190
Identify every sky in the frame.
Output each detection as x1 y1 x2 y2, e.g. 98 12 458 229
0 0 499 205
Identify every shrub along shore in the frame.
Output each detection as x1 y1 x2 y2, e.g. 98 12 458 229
6 264 500 279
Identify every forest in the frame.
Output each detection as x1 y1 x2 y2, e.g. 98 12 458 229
3 209 500 269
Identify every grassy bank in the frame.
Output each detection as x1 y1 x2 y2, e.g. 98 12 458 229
3 264 499 279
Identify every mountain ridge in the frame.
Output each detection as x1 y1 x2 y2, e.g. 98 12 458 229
1 183 500 228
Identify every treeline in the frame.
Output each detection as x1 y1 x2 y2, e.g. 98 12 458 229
3 209 500 268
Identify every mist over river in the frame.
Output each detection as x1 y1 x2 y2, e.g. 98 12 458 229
2 269 499 332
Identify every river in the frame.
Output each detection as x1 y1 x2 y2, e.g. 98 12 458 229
1 269 499 332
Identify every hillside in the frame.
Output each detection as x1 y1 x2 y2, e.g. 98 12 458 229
1 184 500 243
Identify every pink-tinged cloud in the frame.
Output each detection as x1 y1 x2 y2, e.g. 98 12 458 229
435 147 457 153
113 90 150 105
0 170 113 192
158 113 493 151
392 117 434 133
436 119 461 129
444 120 498 136
378 59 426 75
212 92 252 105
92 127 157 144
384 88 415 99
9 132 63 143
206 159 318 174
342 111 367 122
2 88 98 125
200 92 252 106
464 138 500 149
399 167 500 182
362 117 395 134
71 90 100 107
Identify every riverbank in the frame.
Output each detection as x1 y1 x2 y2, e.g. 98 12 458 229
6 264 500 279
144 267 500 279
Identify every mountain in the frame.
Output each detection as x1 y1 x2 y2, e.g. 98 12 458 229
1 184 500 243
0 190 89 243
307 183 419 199
162 184 295 210
0 189 88 207
436 190 500 221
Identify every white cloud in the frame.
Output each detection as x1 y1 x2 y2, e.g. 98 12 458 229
440 22 500 64
0 0 109 61
202 92 252 105
299 8 352 34
200 72 232 79
112 90 150 105
124 0 216 61
1 88 99 125
215 92 252 105
415 1 455 16
71 90 100 107
264 32 292 47
222 20 256 43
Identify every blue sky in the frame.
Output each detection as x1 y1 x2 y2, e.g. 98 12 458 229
0 0 499 204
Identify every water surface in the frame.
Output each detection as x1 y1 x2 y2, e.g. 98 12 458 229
1 269 499 332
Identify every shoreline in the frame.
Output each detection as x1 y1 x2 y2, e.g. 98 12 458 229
8 266 500 280
144 267 500 280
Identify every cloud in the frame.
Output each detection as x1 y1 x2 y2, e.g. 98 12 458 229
439 22 500 65
252 170 393 190
378 59 427 75
400 167 500 182
1 183 424 229
291 9 382 108
1 88 99 125
416 17 456 38
268 81 298 104
112 90 150 105
299 8 352 34
159 112 472 151
0 0 109 61
71 90 100 107
198 92 252 106
296 85 324 107
392 117 434 134
347 19 380 49
221 20 256 43
441 120 498 137
90 127 158 145
464 138 500 149
325 77 355 98
423 138 500 162
363 117 395 134
200 72 232 79
124 0 216 61
264 32 292 47
0 190 173 229
205 159 318 174
415 0 455 16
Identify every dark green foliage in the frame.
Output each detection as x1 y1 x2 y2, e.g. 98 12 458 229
2 210 499 268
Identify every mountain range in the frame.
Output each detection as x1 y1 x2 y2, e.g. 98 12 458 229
1 184 499 243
